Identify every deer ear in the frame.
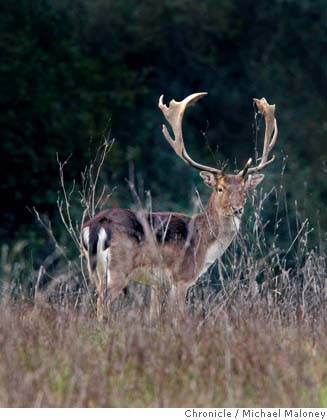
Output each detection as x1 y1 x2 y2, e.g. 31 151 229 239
245 174 265 190
200 171 216 188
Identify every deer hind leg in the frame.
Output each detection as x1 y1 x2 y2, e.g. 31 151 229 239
94 249 132 321
106 267 132 317
94 242 111 321
81 227 103 319
82 226 134 320
91 270 106 322
83 226 119 321
84 257 108 321
96 228 129 320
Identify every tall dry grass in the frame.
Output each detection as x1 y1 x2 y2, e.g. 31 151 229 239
0 292 326 407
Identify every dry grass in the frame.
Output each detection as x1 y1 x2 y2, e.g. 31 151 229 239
0 282 326 408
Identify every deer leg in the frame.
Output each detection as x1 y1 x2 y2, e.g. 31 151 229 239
93 245 129 321
92 244 110 321
149 283 170 320
95 271 130 321
91 268 107 322
170 282 188 314
147 271 172 321
149 286 161 321
105 266 131 318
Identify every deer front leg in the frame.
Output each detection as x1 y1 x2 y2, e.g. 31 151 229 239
170 282 188 314
149 275 171 321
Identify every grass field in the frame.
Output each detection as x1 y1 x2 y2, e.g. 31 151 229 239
1 271 326 408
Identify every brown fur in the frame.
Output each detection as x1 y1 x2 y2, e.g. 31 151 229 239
81 173 264 319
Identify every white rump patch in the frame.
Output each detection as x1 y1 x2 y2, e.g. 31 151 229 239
97 227 108 252
96 228 110 287
82 227 90 250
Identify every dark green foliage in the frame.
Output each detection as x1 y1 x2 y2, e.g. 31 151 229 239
0 0 325 256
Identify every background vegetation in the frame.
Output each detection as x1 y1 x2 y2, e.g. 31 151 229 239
1 0 326 251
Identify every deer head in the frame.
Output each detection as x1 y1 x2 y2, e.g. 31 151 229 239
158 93 278 220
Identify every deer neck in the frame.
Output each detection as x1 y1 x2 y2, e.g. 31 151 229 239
198 194 241 244
188 196 241 277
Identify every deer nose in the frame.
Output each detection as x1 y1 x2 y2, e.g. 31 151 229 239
232 206 243 217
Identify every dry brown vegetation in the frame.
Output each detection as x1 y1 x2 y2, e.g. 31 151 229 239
1 263 327 408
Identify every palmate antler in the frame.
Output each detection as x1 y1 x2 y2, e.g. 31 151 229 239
240 97 278 176
159 93 278 177
158 93 222 174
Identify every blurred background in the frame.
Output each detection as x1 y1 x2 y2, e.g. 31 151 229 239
0 0 325 268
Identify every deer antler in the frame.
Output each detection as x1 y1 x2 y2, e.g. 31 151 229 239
240 97 278 176
159 93 221 174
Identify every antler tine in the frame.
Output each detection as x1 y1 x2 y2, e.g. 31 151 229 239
159 93 221 174
240 97 278 175
240 158 252 178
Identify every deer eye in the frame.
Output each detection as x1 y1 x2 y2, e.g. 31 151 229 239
217 187 224 193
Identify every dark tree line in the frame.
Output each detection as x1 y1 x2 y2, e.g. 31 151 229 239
0 0 325 259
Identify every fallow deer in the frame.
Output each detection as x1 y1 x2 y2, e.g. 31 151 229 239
81 93 278 320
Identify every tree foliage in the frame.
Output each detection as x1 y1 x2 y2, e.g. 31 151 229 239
0 0 325 252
